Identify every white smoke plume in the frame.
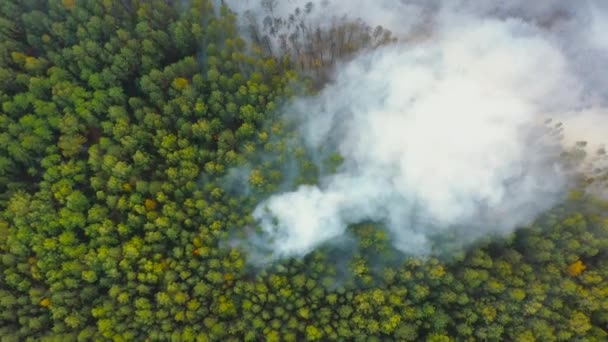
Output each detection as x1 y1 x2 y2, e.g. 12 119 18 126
227 1 608 261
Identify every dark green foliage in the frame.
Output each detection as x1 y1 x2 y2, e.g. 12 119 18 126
1 1 608 341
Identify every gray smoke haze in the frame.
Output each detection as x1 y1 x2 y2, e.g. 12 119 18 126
227 1 608 261
225 0 425 35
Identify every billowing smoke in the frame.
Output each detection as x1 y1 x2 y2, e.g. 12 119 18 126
228 1 608 261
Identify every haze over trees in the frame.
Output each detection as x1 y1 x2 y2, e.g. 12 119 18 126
241 0 396 85
1 0 607 341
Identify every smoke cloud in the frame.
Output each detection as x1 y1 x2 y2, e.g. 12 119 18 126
228 1 608 261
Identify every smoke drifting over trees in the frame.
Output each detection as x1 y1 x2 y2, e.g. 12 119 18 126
227 0 608 261
3 1 608 340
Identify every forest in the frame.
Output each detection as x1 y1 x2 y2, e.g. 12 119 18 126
1 0 607 341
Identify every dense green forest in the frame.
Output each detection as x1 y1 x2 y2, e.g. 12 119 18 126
1 1 607 341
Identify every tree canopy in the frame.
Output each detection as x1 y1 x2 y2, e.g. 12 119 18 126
1 1 607 341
